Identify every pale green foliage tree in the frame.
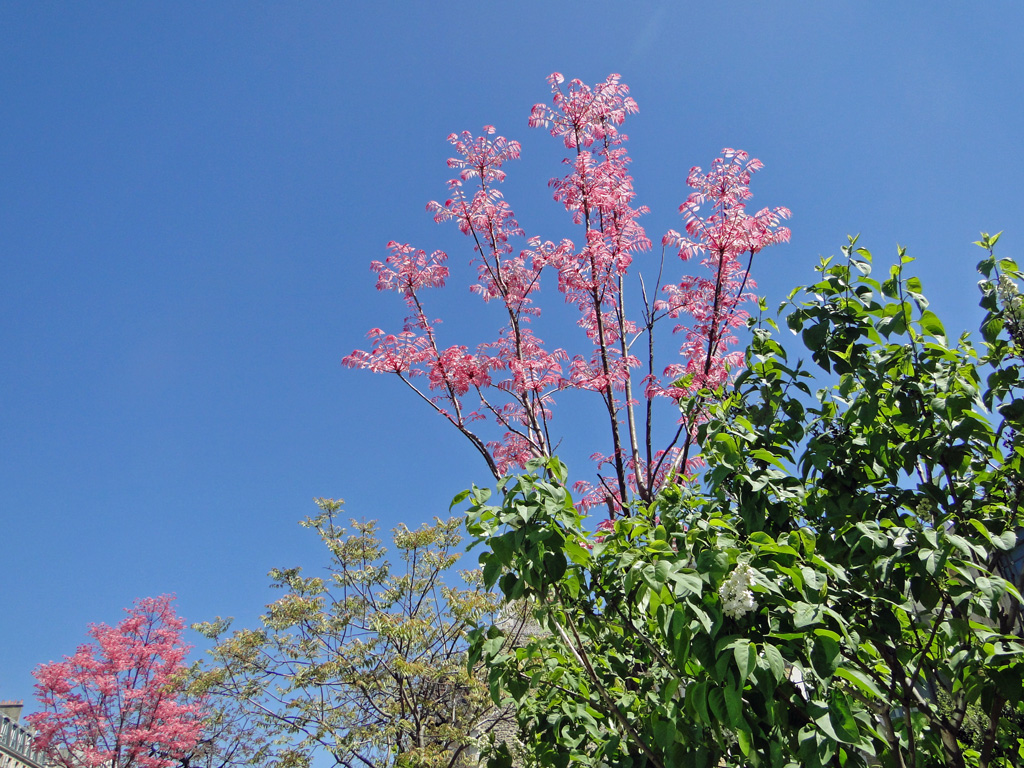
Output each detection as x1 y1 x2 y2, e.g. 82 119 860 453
194 502 508 768
175 689 276 768
465 236 1024 768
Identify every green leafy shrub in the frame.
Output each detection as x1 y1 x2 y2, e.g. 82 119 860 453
465 235 1024 768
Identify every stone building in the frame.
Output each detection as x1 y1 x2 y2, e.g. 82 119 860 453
0 702 47 768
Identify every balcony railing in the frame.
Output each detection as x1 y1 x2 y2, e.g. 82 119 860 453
0 715 47 768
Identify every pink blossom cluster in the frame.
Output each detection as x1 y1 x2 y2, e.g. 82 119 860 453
344 124 561 477
28 596 203 768
527 74 650 397
653 150 791 397
344 74 790 514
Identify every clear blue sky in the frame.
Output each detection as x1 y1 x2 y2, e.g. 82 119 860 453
2 2 1022 709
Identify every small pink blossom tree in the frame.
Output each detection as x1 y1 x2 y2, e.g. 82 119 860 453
28 596 203 768
344 73 790 514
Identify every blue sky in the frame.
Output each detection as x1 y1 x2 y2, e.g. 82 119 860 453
2 2 1023 710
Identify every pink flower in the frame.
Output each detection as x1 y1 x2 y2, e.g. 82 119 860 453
593 517 616 543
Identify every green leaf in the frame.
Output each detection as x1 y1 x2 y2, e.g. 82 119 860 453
763 643 786 684
802 321 828 351
833 667 885 700
814 703 842 743
689 602 714 634
734 639 756 682
882 276 900 299
919 309 946 340
491 532 515 565
482 555 501 588
983 316 1004 343
654 717 677 749
828 690 860 744
736 727 753 758
749 448 787 470
642 562 669 591
996 530 1019 550
672 570 703 597
725 684 744 728
810 632 841 679
688 680 711 724
794 602 822 629
708 687 728 723
563 536 591 567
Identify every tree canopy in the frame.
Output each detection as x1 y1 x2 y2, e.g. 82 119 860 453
29 596 204 768
194 502 510 768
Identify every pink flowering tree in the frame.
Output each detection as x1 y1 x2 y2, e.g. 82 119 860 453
344 73 790 515
28 596 204 768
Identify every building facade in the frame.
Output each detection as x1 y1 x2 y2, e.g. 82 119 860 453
0 702 47 768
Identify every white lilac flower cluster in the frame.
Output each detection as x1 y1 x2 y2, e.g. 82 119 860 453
996 274 1024 326
719 563 757 620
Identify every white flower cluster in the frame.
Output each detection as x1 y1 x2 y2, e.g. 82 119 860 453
997 274 1024 325
719 563 757 620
